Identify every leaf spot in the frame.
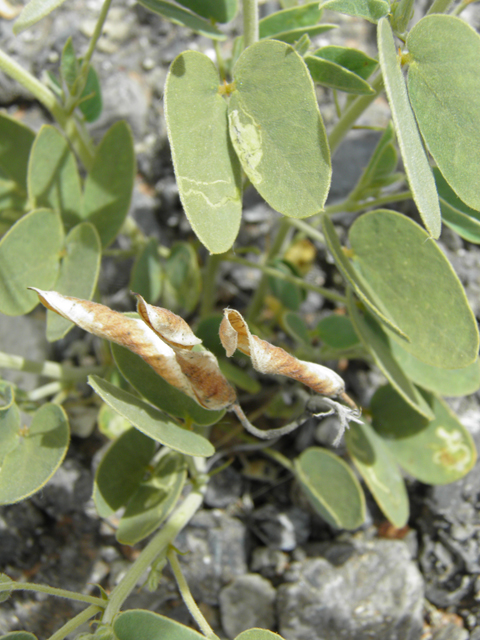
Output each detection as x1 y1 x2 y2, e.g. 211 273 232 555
228 109 263 184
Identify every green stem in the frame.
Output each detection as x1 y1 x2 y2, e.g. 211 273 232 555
451 0 472 15
288 218 326 244
227 255 347 305
201 252 225 318
0 49 94 169
0 351 105 381
0 581 106 607
213 39 227 81
79 0 114 78
47 605 102 640
247 217 292 321
427 0 454 13
167 548 220 640
263 447 294 473
328 74 384 156
27 381 64 401
318 189 413 218
102 484 206 624
243 0 259 49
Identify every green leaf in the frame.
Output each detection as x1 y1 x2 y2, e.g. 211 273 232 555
347 290 434 420
320 0 389 23
60 37 78 91
218 359 261 394
0 400 21 467
93 428 156 518
27 125 82 228
137 0 226 39
321 213 408 340
294 447 365 530
82 121 135 248
0 634 38 640
163 242 201 314
349 209 479 368
407 15 480 211
345 420 409 528
235 631 287 640
111 342 225 426
264 24 336 45
316 314 360 350
98 402 131 440
130 238 163 303
259 3 323 38
176 0 237 23
371 385 477 484
229 40 331 218
0 208 64 316
0 381 15 411
114 610 206 640
0 574 14 604
194 314 224 357
0 403 69 505
117 450 187 544
434 167 480 244
283 311 311 345
313 46 377 80
268 260 305 311
377 17 441 238
0 112 35 211
305 55 375 95
88 375 215 457
78 64 103 123
46 223 101 341
350 123 396 198
13 0 68 33
165 51 242 254
389 340 480 398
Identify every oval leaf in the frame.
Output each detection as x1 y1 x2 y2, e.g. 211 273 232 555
114 610 206 640
13 0 67 33
345 420 409 528
321 213 407 340
0 403 69 505
377 17 441 238
305 55 375 95
79 64 103 123
176 0 237 23
165 51 242 253
28 125 82 228
320 0 389 23
0 574 14 604
111 342 225 426
0 208 63 316
294 447 365 530
117 450 187 544
81 121 135 248
235 631 286 640
0 633 38 640
349 209 479 368
229 40 331 218
259 3 323 39
93 428 156 518
434 167 480 244
347 290 434 420
314 46 377 80
88 375 215 457
0 401 21 467
130 238 163 304
407 15 480 211
266 24 336 45
0 112 34 212
137 0 226 39
46 222 102 341
317 314 360 350
371 385 477 485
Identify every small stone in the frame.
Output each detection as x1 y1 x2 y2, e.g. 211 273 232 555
431 623 468 640
251 546 289 580
220 574 276 639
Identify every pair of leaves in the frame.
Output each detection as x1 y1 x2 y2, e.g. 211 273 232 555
113 610 286 640
0 384 70 505
94 429 186 545
305 46 377 95
165 39 331 253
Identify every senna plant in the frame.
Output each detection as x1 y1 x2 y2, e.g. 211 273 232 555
0 0 480 637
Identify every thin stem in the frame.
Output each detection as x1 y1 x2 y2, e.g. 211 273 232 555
288 218 326 244
213 39 226 81
328 74 384 156
0 351 105 381
263 447 294 473
247 217 292 321
27 381 64 401
167 548 220 640
243 0 259 49
47 605 102 640
231 403 308 439
102 485 206 624
0 49 94 169
201 252 225 318
427 0 454 11
451 0 473 15
79 0 114 77
228 255 347 305
0 581 106 607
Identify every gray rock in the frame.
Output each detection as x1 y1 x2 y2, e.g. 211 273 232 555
251 546 289 580
31 458 93 518
176 510 248 606
220 573 276 639
431 624 469 640
277 539 424 640
204 465 243 509
250 504 311 551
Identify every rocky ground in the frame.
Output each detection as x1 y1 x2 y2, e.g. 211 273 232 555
1 1 480 639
